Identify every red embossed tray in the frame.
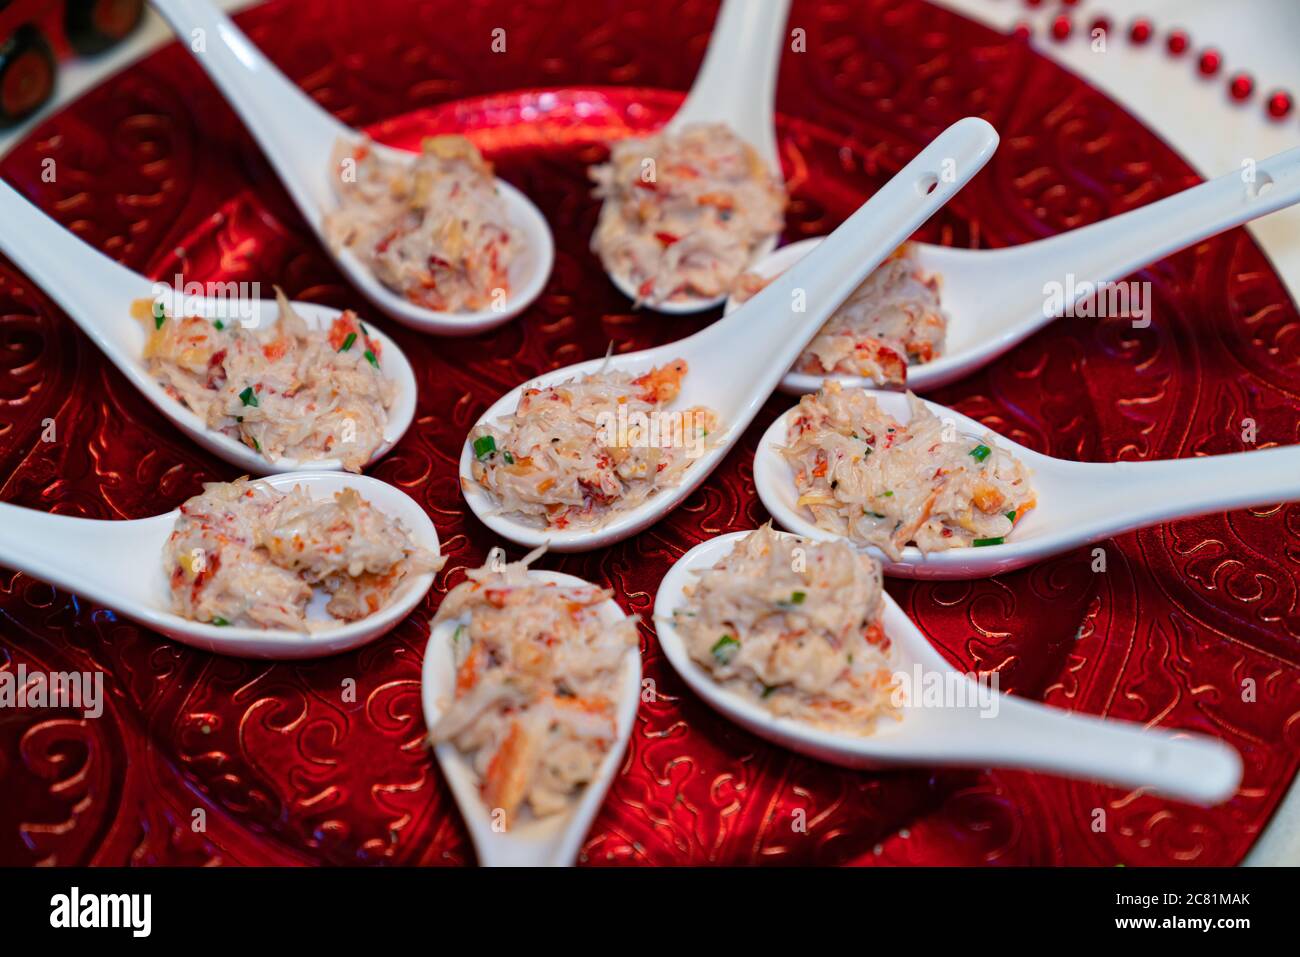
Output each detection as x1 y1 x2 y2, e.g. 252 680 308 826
1 0 1297 866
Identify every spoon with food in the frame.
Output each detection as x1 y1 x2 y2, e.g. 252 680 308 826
727 144 1300 392
590 0 790 313
421 548 641 866
0 178 415 474
754 383 1300 579
0 473 442 659
655 528 1241 805
149 0 554 336
461 117 1000 552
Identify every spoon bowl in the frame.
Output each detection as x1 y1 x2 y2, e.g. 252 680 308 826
0 472 441 659
462 118 1001 551
599 0 788 314
421 569 641 866
150 0 555 336
755 391 1300 579
655 531 1241 804
729 143 1300 392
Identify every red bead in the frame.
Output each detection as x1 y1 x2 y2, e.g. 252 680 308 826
1012 20 1032 41
1129 18 1152 44
1062 0 1080 6
1024 0 1043 7
1198 49 1222 76
1267 90 1293 119
1090 17 1111 36
1229 73 1254 101
1167 30 1189 56
1051 15 1071 41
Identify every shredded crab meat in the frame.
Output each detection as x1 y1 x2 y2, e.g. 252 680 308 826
783 382 1036 559
468 358 721 530
734 244 948 387
429 548 636 821
138 291 395 472
324 135 518 312
675 525 898 733
590 122 786 304
164 477 443 630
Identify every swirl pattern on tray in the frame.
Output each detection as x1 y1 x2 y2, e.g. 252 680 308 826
0 0 1297 866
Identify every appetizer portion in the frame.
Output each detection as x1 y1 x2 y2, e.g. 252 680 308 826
325 135 518 312
429 550 636 821
137 290 395 472
674 525 897 733
468 359 719 530
590 122 785 304
783 383 1035 558
734 244 947 386
165 478 442 630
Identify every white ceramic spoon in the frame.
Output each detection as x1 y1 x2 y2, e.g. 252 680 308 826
600 0 789 314
0 178 415 475
656 532 1241 804
0 472 440 659
462 118 1000 552
727 144 1300 393
421 569 641 866
755 390 1300 579
149 0 554 337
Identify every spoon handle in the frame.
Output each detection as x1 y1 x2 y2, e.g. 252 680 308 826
1006 144 1300 303
149 0 351 216
690 117 999 402
1065 444 1300 541
669 0 791 170
0 503 140 612
0 179 149 335
926 691 1241 805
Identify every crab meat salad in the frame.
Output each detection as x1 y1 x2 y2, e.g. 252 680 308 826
783 382 1035 559
428 548 636 821
136 290 395 472
468 359 720 529
734 245 947 387
590 122 786 304
165 478 443 630
674 525 898 734
324 135 518 312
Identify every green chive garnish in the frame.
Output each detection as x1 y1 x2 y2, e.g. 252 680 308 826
213 319 225 331
339 332 357 352
973 536 1004 547
251 436 260 452
761 684 777 699
970 444 991 462
1006 510 1017 523
153 302 166 329
882 490 893 497
211 617 229 626
472 435 496 460
239 386 258 407
790 591 806 604
711 634 739 664
364 349 379 368
503 451 515 465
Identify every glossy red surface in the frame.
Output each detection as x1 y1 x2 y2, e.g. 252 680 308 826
1 0 1298 866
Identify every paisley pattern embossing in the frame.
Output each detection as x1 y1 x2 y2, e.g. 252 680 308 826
0 0 1297 866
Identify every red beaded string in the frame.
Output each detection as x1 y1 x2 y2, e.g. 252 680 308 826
1020 1 1294 123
